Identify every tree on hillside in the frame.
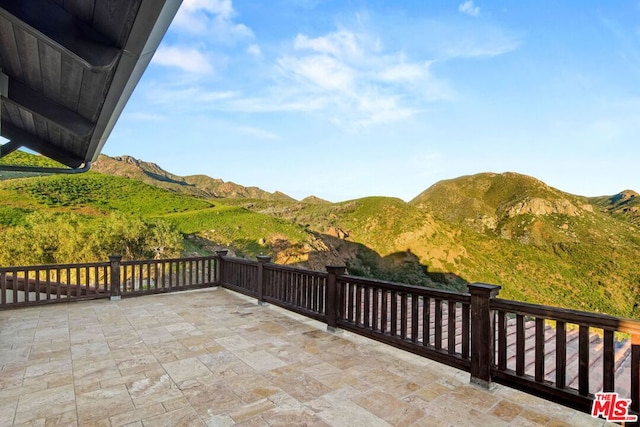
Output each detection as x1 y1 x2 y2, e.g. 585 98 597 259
0 212 183 266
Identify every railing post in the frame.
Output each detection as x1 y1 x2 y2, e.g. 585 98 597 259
257 255 271 305
109 255 122 301
468 282 501 388
215 250 228 286
326 266 346 333
631 334 640 415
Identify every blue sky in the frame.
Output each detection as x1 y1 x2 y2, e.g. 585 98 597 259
106 0 640 202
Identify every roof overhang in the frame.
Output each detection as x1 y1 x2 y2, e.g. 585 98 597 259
0 0 181 173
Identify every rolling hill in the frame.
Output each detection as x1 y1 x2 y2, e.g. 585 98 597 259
1 152 639 318
91 155 294 201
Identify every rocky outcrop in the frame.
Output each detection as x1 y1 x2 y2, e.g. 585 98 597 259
503 197 581 218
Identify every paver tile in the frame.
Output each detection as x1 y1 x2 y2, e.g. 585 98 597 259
0 288 618 426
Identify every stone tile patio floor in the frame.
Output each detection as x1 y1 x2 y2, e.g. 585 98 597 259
0 288 615 426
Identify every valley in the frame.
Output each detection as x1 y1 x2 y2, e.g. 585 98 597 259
1 152 639 318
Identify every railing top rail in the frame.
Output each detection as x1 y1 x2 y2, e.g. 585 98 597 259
0 255 220 272
120 255 218 266
0 261 110 272
264 263 328 278
218 256 257 266
339 274 471 303
492 298 640 335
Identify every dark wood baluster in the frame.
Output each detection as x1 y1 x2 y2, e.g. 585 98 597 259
603 329 614 393
356 284 362 325
182 261 187 287
578 325 589 396
76 266 81 297
535 317 545 382
448 301 456 354
631 335 640 414
23 270 30 303
11 271 19 303
46 269 52 300
516 314 525 376
305 275 311 310
154 263 159 290
381 290 388 333
364 286 370 328
391 291 398 336
462 303 470 359
372 288 379 331
65 268 71 298
411 294 419 343
56 268 61 299
497 311 507 370
423 297 430 346
348 282 355 322
0 272 6 306
556 321 567 389
34 270 41 301
400 293 408 339
435 299 442 350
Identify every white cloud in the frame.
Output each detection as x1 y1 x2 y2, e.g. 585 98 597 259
146 27 453 128
277 54 354 92
271 29 454 128
153 46 213 74
294 31 364 60
180 0 233 17
377 62 429 83
459 1 480 17
173 0 253 43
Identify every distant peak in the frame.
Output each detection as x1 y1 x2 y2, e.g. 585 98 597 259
113 155 139 164
618 189 638 198
301 195 330 204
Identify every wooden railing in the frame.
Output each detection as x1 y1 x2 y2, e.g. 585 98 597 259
3 252 640 420
0 255 219 308
216 254 640 419
0 261 111 307
118 256 217 297
336 274 472 372
491 298 640 415
219 254 328 322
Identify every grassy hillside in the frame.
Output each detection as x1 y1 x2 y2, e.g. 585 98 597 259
2 152 639 318
0 172 213 216
0 151 66 180
226 173 640 317
0 160 314 261
158 205 310 258
92 154 295 201
408 172 640 316
589 190 640 226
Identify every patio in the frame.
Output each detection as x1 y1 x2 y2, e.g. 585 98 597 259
0 287 612 426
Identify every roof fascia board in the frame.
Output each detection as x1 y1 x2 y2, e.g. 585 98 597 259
84 0 183 163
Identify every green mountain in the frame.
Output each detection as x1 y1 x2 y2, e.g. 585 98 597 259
589 190 640 226
92 154 294 201
407 172 640 315
1 152 639 318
